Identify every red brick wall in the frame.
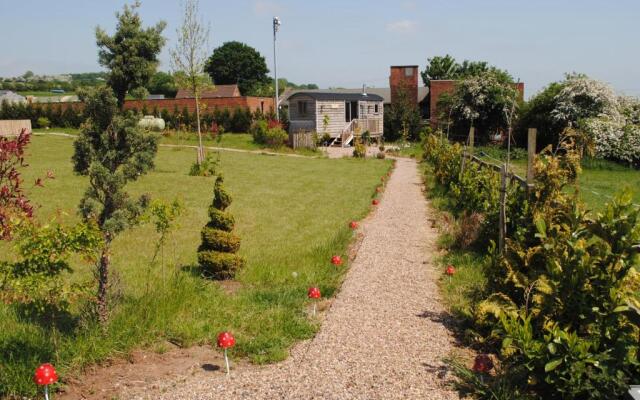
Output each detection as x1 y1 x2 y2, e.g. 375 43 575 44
389 66 418 106
33 96 274 115
124 96 274 114
429 80 525 128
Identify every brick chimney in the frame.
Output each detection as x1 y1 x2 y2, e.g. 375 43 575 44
389 65 418 106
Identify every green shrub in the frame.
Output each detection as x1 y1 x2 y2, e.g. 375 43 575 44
199 228 240 253
425 134 640 399
353 139 366 158
250 119 268 144
36 117 50 129
229 107 252 132
264 126 288 149
197 251 244 279
189 153 219 177
206 207 235 231
197 175 244 279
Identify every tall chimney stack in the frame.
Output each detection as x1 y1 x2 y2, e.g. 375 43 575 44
389 65 418 106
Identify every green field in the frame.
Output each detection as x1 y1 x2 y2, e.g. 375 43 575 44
475 146 640 210
0 134 390 396
32 129 321 157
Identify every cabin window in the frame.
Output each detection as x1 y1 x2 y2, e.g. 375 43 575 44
297 101 308 116
374 104 379 113
404 67 413 76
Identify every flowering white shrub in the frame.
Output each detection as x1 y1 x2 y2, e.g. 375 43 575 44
449 72 518 134
582 117 640 165
551 73 620 126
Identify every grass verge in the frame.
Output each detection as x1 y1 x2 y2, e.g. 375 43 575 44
0 134 390 396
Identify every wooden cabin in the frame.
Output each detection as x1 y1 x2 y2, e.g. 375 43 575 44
287 92 384 146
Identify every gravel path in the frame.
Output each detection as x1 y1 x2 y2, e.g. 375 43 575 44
146 157 459 399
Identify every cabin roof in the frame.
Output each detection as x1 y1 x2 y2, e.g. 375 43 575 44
283 87 428 104
288 91 384 102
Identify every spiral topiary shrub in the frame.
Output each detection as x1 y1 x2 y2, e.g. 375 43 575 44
197 175 244 279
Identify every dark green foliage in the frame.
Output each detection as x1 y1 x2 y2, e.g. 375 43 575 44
96 2 166 107
229 107 252 132
514 82 566 150
198 175 244 279
72 86 159 322
197 251 244 279
205 41 270 95
424 134 640 399
384 83 422 142
199 228 240 253
421 55 514 87
0 102 82 129
146 71 177 98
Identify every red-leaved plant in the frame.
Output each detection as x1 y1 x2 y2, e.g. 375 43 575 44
0 129 34 239
267 119 282 130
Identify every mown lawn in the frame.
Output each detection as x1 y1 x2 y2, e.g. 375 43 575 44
0 135 390 396
32 129 321 157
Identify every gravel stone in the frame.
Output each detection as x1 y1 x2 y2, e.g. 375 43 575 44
141 157 459 399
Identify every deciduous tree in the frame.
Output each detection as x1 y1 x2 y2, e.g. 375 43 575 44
170 0 211 165
205 41 270 95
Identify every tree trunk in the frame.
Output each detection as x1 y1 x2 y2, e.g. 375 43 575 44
97 240 111 325
195 95 204 164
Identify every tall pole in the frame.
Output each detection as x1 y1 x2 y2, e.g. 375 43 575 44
273 16 281 121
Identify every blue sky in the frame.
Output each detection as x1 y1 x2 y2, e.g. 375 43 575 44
1 0 639 97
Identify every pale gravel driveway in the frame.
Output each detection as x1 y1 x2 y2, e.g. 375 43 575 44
142 157 459 399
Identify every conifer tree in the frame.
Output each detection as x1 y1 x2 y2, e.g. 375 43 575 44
197 175 244 279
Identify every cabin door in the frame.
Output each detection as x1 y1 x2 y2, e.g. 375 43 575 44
345 101 358 122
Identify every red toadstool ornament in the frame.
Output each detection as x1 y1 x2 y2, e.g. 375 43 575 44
331 255 342 266
308 287 321 315
472 354 494 373
34 363 58 400
445 264 455 282
372 199 379 205
349 221 358 229
217 331 236 375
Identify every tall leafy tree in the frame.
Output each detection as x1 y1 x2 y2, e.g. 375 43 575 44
147 71 178 98
170 0 211 165
421 55 513 87
421 54 459 87
96 1 167 108
72 87 159 323
205 41 270 95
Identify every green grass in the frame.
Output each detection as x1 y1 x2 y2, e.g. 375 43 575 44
422 167 487 324
17 91 76 97
0 135 391 396
33 127 80 135
32 129 321 157
387 141 423 159
475 147 640 210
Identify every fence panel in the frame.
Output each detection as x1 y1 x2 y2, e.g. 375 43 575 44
290 131 316 149
0 120 32 136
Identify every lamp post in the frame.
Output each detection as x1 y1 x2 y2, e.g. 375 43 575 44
273 16 281 121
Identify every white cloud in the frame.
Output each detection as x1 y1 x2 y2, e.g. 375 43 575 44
385 20 417 34
253 0 283 15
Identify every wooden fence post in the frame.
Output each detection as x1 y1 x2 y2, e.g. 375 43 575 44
499 163 507 254
468 126 475 155
527 128 537 190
